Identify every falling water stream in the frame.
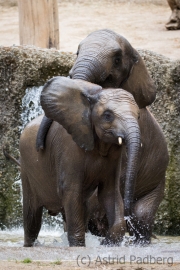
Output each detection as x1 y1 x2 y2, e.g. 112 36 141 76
1 86 179 264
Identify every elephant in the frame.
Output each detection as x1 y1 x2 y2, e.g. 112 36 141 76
166 0 180 30
19 76 168 247
36 29 156 151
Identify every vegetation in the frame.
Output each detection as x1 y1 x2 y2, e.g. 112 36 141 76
22 258 32 264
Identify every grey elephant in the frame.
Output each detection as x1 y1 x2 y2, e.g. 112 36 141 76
36 29 156 151
19 76 168 247
166 0 180 30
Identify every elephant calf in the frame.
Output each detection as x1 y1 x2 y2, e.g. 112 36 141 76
20 77 168 247
36 29 156 151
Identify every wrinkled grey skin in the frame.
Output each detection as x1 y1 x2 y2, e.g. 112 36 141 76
36 29 156 151
70 29 156 108
166 0 180 30
35 29 157 241
20 77 168 247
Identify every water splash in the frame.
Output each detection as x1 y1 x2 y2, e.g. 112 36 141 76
20 86 44 131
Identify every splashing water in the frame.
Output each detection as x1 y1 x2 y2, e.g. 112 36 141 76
20 86 44 131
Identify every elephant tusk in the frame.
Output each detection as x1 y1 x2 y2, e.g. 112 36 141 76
118 137 122 145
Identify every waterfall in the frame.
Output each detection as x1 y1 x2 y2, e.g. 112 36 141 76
20 86 44 130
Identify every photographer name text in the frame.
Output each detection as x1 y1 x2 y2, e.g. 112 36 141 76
77 254 173 267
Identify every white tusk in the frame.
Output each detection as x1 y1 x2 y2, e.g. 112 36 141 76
118 137 122 145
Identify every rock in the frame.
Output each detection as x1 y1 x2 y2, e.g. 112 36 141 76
138 49 180 235
0 45 75 228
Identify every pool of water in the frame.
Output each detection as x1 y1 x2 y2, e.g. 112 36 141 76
0 228 101 248
0 228 180 247
0 229 179 266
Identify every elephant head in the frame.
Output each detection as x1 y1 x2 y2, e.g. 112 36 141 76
36 29 155 151
69 29 156 109
41 76 141 218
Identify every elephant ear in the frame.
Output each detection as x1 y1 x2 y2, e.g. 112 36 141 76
122 50 156 108
40 76 102 151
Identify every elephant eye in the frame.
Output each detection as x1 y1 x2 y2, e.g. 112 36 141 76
102 110 114 122
114 56 121 66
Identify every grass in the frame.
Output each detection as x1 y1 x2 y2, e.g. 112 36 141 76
22 258 32 264
52 259 62 265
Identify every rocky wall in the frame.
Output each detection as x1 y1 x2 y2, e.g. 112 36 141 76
140 49 180 235
0 45 180 234
0 46 75 229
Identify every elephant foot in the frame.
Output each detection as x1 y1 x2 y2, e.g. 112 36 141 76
100 235 124 247
23 236 37 247
88 216 109 237
166 10 180 30
23 241 35 247
68 235 85 247
24 243 33 247
100 221 126 246
166 21 180 30
69 242 85 247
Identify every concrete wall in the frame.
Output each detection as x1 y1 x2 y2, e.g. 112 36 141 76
0 45 180 234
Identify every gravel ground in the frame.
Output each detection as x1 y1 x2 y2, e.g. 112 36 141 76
0 1 180 59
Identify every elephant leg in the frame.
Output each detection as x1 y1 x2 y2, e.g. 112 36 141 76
98 182 126 246
166 0 180 29
127 180 165 246
177 0 180 9
63 186 85 247
85 189 108 236
167 0 178 10
22 172 43 247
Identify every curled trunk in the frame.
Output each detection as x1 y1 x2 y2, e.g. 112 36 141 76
70 53 107 83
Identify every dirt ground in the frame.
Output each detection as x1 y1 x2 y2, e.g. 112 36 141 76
0 261 179 270
0 1 180 60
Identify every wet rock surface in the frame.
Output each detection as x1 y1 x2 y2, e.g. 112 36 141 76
0 46 75 229
0 46 180 234
139 49 180 235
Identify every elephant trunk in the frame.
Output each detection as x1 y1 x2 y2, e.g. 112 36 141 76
70 55 107 83
123 118 141 217
70 61 93 82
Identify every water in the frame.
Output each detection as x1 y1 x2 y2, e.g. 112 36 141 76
0 229 101 248
0 229 179 249
0 229 179 264
20 85 44 130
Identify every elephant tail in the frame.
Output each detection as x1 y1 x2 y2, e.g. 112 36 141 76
3 146 21 167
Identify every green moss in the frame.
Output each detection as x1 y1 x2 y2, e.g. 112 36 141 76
154 144 180 235
52 260 62 265
22 258 32 264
